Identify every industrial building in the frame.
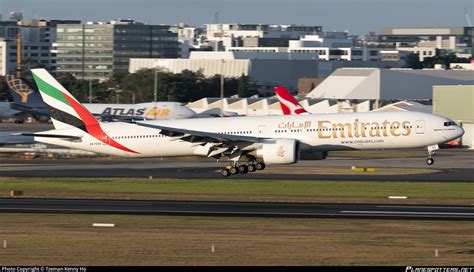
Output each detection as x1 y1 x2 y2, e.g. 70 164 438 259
55 19 179 80
433 85 474 148
371 101 432 113
307 68 474 101
186 97 371 116
378 27 473 61
129 51 403 92
379 27 473 49
204 24 322 50
228 34 387 62
184 68 473 121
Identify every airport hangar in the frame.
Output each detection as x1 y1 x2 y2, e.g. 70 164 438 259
433 85 474 149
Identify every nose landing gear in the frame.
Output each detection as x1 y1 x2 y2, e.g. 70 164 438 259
426 157 434 165
426 144 439 166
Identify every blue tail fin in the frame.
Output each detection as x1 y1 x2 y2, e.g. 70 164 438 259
6 74 49 119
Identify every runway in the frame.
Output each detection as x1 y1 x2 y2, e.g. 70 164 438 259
0 148 472 181
1 164 473 182
1 198 473 220
0 149 473 181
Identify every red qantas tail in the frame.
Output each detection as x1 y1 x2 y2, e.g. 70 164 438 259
274 86 309 115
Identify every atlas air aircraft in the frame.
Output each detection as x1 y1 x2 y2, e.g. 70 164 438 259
27 69 464 177
6 74 196 121
85 102 196 120
0 102 21 120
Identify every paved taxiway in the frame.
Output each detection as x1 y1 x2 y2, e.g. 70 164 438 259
0 149 472 181
0 198 473 220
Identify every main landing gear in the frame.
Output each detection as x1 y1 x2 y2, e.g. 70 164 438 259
425 145 439 166
220 161 266 177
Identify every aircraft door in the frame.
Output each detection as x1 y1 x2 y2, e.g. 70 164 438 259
258 125 267 136
416 120 425 134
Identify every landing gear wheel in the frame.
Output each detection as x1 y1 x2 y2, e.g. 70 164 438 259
229 167 239 175
426 158 434 166
238 164 249 174
220 168 231 177
255 162 266 171
247 164 256 172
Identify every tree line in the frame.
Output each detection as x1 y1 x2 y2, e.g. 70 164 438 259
0 68 259 104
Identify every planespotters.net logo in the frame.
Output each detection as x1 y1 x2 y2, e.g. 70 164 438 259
406 267 474 272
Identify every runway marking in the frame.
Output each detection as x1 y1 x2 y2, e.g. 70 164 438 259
377 205 474 210
341 210 474 216
0 207 338 216
0 200 153 206
0 164 46 167
0 207 473 220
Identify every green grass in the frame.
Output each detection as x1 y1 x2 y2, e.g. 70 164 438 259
1 213 474 265
1 177 474 199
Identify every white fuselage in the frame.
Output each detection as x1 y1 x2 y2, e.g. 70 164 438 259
84 102 196 120
34 111 464 159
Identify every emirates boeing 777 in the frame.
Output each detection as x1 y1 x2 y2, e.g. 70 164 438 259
25 69 464 176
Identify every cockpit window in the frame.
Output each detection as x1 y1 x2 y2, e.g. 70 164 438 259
444 121 456 127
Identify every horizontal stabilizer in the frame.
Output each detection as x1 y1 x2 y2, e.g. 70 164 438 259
11 133 82 140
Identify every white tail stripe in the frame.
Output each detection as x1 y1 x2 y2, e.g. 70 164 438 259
40 91 80 119
47 117 77 130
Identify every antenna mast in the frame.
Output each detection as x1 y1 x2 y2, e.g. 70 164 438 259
16 31 21 78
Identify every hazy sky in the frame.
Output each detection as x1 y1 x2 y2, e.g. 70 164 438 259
0 0 472 34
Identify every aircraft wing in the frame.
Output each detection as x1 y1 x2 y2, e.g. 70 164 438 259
135 121 266 158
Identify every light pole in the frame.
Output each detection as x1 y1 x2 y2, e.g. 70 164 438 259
153 68 158 103
153 68 158 120
123 90 136 104
88 80 93 103
108 88 128 104
220 59 225 118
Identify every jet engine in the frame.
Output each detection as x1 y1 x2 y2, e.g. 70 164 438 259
254 139 299 164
